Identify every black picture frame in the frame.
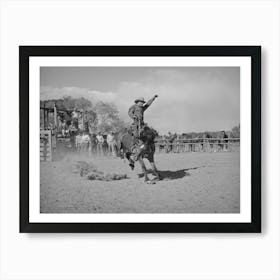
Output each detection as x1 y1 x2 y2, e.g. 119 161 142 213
20 46 261 233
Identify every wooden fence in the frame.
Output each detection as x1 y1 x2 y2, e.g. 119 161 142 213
155 138 240 153
40 130 53 161
40 132 240 162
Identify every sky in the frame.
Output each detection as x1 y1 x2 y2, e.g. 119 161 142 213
40 67 240 134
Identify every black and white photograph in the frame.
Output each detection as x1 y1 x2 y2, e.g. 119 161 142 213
40 66 241 214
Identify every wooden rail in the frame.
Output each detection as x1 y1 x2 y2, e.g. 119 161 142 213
155 137 240 142
155 138 240 153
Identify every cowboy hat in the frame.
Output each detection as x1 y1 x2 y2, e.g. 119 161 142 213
134 97 145 103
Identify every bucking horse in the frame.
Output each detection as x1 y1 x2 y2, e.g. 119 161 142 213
116 126 161 183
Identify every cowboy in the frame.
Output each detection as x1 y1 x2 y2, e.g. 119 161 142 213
128 95 158 135
128 95 158 165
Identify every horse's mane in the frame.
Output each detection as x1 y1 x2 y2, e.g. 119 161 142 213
140 126 158 143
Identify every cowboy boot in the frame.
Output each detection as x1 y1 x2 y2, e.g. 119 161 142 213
132 140 146 161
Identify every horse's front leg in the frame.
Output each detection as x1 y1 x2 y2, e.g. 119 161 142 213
138 157 149 182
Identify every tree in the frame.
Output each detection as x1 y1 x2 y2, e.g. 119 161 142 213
40 96 92 111
93 101 126 133
231 124 240 138
41 97 127 133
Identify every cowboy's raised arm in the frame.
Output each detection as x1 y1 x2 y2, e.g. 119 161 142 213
143 95 158 111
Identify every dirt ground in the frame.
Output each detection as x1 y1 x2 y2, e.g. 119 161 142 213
40 152 240 213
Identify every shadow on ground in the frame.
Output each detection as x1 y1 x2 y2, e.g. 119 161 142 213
159 169 190 179
138 167 201 180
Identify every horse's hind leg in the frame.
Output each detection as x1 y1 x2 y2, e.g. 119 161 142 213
151 162 161 181
125 153 135 170
139 157 149 182
148 155 161 181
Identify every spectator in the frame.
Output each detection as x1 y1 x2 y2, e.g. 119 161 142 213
72 107 79 119
90 134 97 155
175 134 181 153
61 120 68 138
219 131 229 151
78 111 84 131
107 131 116 157
81 132 91 153
57 115 63 131
88 121 95 136
96 132 104 156
71 108 79 129
75 131 83 152
68 121 78 150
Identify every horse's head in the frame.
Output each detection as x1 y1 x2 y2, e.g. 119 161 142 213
140 126 157 143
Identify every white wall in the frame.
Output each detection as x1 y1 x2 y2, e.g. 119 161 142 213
0 0 279 279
